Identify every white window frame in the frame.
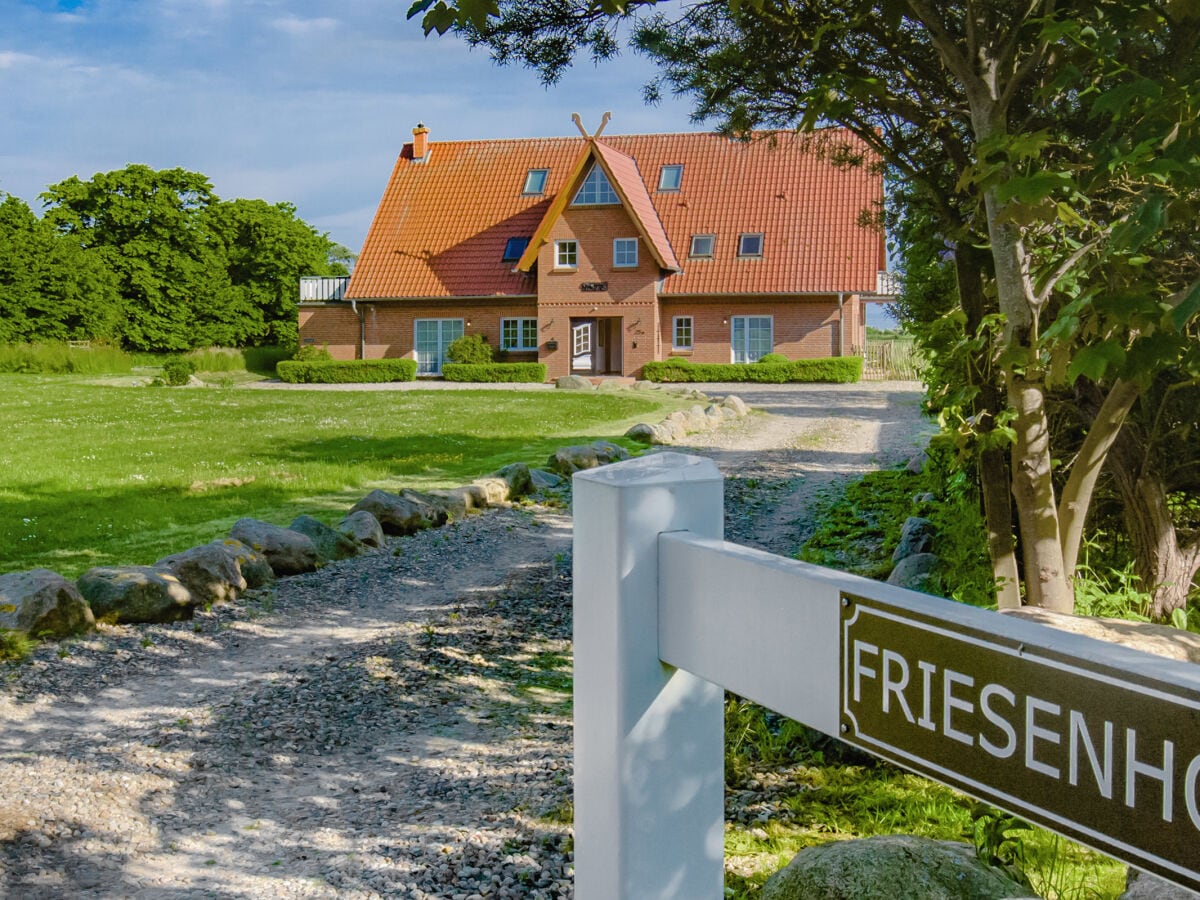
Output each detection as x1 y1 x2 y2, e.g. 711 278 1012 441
672 315 694 350
613 238 639 268
573 165 619 205
523 169 549 195
738 233 765 258
689 234 715 259
414 318 465 376
658 164 683 192
501 317 539 351
555 240 578 269
731 315 773 363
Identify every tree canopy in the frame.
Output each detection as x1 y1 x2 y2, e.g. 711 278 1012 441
0 165 350 352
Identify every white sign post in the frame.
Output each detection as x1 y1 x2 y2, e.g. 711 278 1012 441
573 453 1200 899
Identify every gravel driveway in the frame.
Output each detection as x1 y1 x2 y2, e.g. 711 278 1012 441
0 381 931 899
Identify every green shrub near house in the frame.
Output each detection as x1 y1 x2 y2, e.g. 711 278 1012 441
643 356 862 384
446 333 496 365
276 358 418 384
442 362 548 383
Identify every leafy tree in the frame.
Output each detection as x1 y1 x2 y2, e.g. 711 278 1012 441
410 0 1200 615
42 165 232 351
203 198 352 346
0 192 121 343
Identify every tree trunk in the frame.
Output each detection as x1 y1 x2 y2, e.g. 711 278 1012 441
1102 414 1200 620
953 243 1021 609
981 447 1022 608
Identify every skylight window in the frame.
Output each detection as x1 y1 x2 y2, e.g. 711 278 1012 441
523 169 549 195
573 165 619 205
689 234 715 258
502 237 530 262
658 164 683 192
738 233 764 258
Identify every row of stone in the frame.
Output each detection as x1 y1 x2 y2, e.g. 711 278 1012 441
0 439 653 642
625 395 750 444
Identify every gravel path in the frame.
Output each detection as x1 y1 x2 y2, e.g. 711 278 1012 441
0 381 931 898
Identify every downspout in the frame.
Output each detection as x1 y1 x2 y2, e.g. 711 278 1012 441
347 296 364 360
837 292 845 357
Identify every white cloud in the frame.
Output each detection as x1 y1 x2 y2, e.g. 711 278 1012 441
0 51 41 70
270 16 338 37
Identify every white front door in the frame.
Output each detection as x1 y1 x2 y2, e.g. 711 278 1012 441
731 316 773 363
572 320 595 373
414 318 464 375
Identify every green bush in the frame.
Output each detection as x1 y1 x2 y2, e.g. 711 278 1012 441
161 356 197 386
442 362 548 383
276 358 418 383
293 344 334 362
446 333 495 365
643 356 862 383
757 352 789 364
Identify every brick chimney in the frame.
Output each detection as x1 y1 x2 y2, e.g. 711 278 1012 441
411 122 430 161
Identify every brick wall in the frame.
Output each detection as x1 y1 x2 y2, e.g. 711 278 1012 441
299 301 538 363
659 297 848 363
535 205 663 379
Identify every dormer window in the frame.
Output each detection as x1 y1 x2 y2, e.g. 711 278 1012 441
689 234 715 259
502 237 530 262
523 169 549 195
738 233 764 258
658 164 683 192
573 165 619 205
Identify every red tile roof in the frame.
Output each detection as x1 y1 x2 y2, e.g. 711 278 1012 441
347 128 883 300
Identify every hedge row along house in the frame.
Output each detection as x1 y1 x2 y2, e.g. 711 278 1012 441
299 119 890 380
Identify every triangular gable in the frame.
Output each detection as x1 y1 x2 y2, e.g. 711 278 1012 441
516 140 681 273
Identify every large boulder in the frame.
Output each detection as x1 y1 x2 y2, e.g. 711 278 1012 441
350 489 442 535
761 835 1036 900
228 518 321 576
626 422 669 445
555 374 594 390
471 477 511 507
495 462 534 500
213 538 274 589
721 394 749 417
289 515 363 562
887 552 939 592
529 468 564 490
592 440 632 464
336 510 386 549
78 566 195 624
156 542 247 605
0 568 94 638
1002 607 1200 665
549 445 599 475
1122 870 1200 899
428 486 483 519
892 516 936 562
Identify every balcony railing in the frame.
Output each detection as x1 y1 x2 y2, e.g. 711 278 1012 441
299 276 350 302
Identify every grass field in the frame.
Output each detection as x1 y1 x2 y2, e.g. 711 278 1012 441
2 376 685 578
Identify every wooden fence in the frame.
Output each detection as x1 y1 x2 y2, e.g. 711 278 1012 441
572 453 1200 898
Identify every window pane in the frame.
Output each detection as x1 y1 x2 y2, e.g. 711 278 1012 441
503 236 530 261
501 319 518 349
521 319 538 348
523 169 548 194
673 316 693 349
614 238 638 267
658 165 683 191
556 241 577 267
738 233 764 257
689 234 715 258
573 165 619 205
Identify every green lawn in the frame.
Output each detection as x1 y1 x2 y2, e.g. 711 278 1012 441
2 377 683 577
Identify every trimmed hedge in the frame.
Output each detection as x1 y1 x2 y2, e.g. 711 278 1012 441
643 356 863 384
276 358 418 384
442 362 548 383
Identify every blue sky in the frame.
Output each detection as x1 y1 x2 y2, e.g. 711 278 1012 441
1 0 705 253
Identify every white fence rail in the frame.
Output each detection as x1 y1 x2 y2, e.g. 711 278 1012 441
299 275 350 302
572 453 1200 899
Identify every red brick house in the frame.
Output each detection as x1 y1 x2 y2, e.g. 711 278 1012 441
299 122 887 379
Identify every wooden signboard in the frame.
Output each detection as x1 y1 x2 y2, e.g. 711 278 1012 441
841 593 1200 890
